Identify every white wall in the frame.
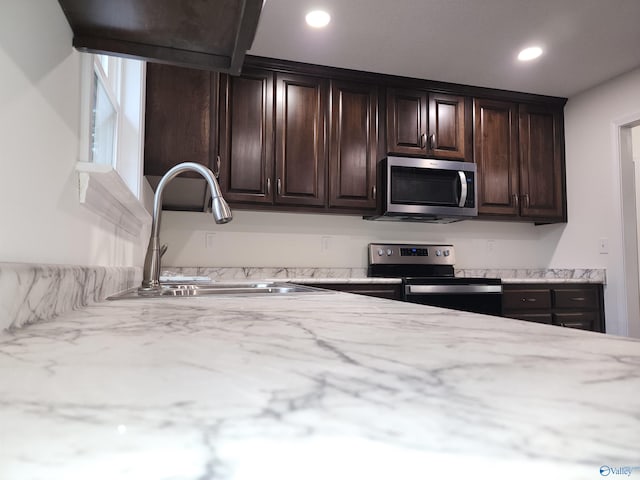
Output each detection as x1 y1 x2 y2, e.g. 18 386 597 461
161 68 640 336
161 210 566 269
550 67 640 336
0 1 145 266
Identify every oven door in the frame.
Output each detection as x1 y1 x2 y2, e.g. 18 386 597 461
403 278 503 316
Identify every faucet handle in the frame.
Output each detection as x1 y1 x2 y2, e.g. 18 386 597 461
160 244 168 258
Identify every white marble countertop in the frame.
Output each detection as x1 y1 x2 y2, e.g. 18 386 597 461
166 267 607 285
1 289 637 479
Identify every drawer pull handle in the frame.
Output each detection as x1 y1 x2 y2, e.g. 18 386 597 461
521 298 537 302
561 322 584 328
570 297 586 302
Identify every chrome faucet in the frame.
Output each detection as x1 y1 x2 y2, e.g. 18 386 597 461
139 162 232 293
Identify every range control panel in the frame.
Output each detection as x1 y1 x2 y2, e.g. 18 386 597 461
368 243 455 266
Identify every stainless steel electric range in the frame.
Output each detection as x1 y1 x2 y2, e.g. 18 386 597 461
368 243 503 316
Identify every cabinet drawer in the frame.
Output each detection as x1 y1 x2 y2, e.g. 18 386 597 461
504 313 553 325
553 288 598 309
553 312 597 331
306 283 402 301
503 289 551 310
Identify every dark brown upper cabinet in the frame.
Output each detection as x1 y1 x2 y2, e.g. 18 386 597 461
386 88 428 155
218 68 274 204
518 104 565 221
474 98 566 223
329 80 379 210
143 62 220 210
275 73 328 207
57 0 264 74
144 63 218 177
143 56 567 219
474 98 519 216
387 88 471 161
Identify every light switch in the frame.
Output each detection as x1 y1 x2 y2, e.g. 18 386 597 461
599 238 608 254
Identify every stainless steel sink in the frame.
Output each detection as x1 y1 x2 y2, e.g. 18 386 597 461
107 281 328 300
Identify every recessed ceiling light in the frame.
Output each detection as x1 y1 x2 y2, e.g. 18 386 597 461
518 46 543 62
305 10 331 28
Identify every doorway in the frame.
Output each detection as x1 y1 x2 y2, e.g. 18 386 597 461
618 120 640 337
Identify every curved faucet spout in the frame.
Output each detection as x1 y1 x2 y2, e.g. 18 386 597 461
140 162 232 293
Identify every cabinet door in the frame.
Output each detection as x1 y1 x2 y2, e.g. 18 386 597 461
519 104 566 221
275 73 327 206
504 313 553 324
553 312 597 331
429 93 470 161
144 63 217 177
218 69 274 204
386 88 428 156
474 99 519 216
329 80 378 209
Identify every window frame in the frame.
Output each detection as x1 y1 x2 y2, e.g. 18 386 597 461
76 53 151 237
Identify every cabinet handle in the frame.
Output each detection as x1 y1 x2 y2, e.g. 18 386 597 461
266 178 271 195
420 133 427 148
372 185 376 200
561 322 584 328
213 155 221 178
570 297 586 302
277 178 282 196
512 193 519 209
429 133 436 149
521 298 537 302
523 193 530 208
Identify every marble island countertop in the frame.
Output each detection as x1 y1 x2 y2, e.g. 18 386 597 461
1 288 638 479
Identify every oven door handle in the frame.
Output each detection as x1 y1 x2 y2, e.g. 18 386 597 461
458 171 468 208
405 284 503 295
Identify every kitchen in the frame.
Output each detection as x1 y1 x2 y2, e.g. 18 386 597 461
1 1 640 478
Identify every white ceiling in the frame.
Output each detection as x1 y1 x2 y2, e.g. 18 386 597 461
248 0 640 98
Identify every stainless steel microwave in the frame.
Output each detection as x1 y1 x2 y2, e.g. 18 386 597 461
367 156 477 223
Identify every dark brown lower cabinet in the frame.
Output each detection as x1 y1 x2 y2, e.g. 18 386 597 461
502 283 605 333
306 283 402 301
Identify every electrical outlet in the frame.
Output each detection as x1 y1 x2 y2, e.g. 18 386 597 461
205 232 216 249
599 238 609 254
321 236 331 252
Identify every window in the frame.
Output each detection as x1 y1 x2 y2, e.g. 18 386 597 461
90 55 120 166
76 53 150 236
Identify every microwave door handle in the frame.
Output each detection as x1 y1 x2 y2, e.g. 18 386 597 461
458 171 468 207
